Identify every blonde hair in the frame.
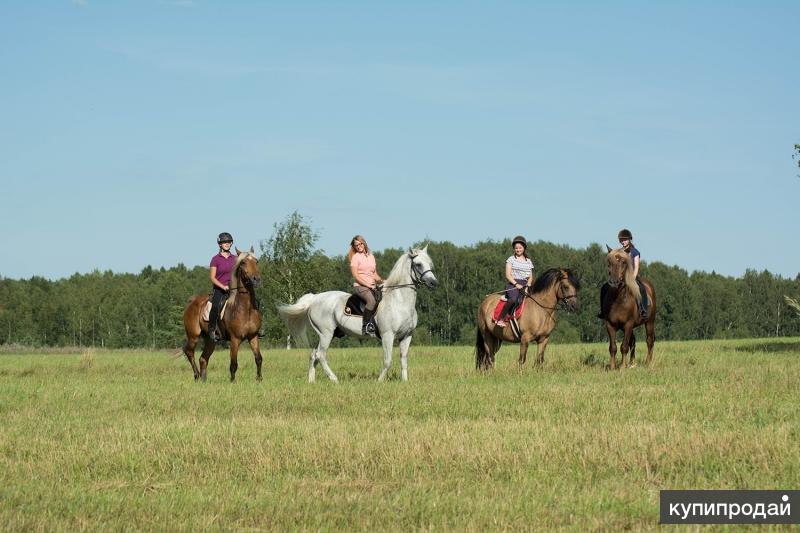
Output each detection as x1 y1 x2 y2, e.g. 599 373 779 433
347 235 370 261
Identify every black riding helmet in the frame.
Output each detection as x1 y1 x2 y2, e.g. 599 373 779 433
511 235 527 248
217 232 233 244
617 229 633 241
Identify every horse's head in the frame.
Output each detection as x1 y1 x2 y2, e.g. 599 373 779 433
235 246 261 288
556 268 580 312
409 245 439 289
531 268 580 311
605 245 629 288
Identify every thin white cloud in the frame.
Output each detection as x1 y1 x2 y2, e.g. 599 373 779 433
72 0 88 7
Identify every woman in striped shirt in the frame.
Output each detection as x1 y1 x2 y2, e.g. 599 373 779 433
496 235 534 327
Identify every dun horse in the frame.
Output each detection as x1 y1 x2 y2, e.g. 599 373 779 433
181 247 264 382
476 268 581 370
600 246 657 369
277 246 438 383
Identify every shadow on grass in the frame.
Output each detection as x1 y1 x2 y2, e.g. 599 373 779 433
732 342 800 354
581 352 607 369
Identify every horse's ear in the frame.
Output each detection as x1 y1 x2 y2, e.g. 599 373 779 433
422 244 428 253
408 247 418 257
606 244 612 253
249 245 255 254
236 247 242 255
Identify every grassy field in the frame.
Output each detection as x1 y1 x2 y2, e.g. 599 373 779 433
1 338 798 531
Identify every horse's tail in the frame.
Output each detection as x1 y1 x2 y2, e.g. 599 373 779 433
476 325 488 370
276 293 317 348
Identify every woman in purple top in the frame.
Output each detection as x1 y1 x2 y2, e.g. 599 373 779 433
208 232 237 341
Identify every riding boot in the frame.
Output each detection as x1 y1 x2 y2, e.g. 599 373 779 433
362 308 377 337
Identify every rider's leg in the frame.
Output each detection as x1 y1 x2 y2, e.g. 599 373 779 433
354 285 377 336
208 287 227 341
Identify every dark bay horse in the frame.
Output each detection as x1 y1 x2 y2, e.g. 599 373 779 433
182 247 263 382
476 268 581 370
601 246 657 369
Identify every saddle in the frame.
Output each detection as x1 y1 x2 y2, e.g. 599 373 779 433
340 287 383 339
492 298 525 322
343 287 383 317
202 299 228 322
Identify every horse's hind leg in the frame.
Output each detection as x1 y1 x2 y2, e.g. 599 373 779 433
486 335 500 369
184 337 201 381
645 319 655 365
308 347 320 383
315 334 338 383
199 340 216 382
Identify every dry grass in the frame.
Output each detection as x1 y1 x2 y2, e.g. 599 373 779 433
0 338 798 530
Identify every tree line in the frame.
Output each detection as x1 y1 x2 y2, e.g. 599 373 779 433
2 214 800 348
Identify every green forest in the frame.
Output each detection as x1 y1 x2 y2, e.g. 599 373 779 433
2 220 799 348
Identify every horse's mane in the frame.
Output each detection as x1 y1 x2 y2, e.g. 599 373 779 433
226 252 253 306
383 252 413 287
610 248 641 303
531 268 581 294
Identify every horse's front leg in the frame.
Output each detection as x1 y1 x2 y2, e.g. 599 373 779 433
248 336 263 381
606 322 618 370
518 340 530 368
535 336 549 366
620 325 634 369
629 331 637 367
398 335 412 382
229 337 241 382
377 333 396 382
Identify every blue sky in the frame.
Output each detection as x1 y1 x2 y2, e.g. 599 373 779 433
1 1 798 280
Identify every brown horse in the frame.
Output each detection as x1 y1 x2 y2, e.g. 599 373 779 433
476 268 581 370
600 246 657 369
182 247 264 382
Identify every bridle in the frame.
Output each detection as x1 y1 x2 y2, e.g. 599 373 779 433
383 255 436 291
233 255 261 310
525 283 576 312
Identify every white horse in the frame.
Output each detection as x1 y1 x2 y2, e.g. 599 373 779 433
277 246 438 382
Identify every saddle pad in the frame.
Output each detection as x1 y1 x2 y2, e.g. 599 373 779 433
202 299 228 322
492 298 525 322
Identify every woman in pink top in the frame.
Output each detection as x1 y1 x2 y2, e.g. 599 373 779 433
348 235 384 336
